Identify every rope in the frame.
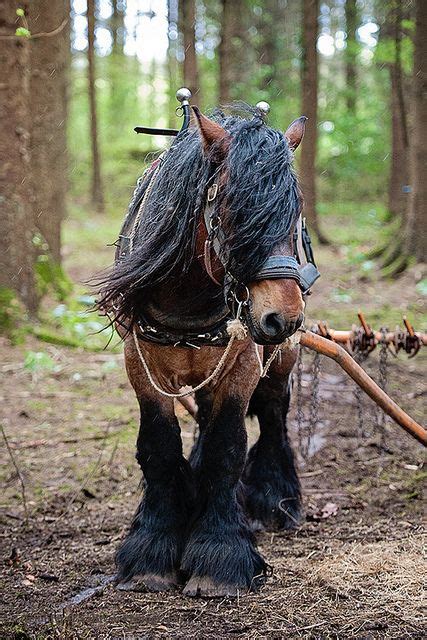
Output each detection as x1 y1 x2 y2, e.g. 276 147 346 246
133 321 303 396
255 345 263 374
129 163 162 254
260 331 301 378
132 319 247 398
260 345 281 377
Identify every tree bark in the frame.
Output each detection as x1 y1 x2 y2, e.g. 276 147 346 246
87 0 104 212
181 0 200 102
167 0 179 127
344 0 358 113
405 0 426 261
384 1 409 220
218 0 247 104
0 2 38 313
28 0 69 263
258 0 281 93
300 0 327 243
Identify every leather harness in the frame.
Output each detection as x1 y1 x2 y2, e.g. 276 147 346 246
114 151 320 348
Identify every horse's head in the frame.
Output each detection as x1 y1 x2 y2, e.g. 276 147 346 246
194 107 307 345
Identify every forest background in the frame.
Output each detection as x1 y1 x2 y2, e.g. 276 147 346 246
0 0 425 346
1 4 426 636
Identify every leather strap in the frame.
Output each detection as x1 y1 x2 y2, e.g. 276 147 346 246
134 126 179 136
201 183 320 295
253 255 301 281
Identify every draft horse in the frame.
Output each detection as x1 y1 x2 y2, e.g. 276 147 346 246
98 103 316 597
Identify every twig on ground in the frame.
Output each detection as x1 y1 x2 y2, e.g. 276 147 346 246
1 423 29 526
41 423 111 543
0 17 69 40
10 432 118 449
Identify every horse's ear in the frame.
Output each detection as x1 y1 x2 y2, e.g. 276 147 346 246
284 116 307 151
192 106 230 157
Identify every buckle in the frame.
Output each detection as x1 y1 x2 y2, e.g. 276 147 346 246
207 183 219 202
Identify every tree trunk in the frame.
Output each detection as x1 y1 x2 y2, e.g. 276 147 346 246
28 0 69 264
0 2 38 313
167 0 179 127
218 0 247 104
344 0 358 113
87 0 104 212
258 0 281 94
386 1 409 220
300 0 327 243
388 68 409 219
181 0 200 102
405 0 426 261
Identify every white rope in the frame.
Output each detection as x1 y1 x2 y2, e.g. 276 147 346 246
133 322 303 396
260 344 281 377
260 331 302 378
132 319 247 399
255 344 264 374
129 163 162 254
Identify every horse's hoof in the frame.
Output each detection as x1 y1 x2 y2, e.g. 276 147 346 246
116 572 178 593
183 576 241 598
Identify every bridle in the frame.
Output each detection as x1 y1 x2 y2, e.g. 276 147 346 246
202 176 320 302
127 89 320 347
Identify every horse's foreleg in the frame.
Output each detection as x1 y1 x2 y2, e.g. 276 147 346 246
116 397 194 591
182 394 267 598
116 345 195 592
243 350 301 530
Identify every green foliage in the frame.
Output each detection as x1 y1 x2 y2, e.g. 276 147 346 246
34 301 113 351
0 288 25 341
23 351 57 374
32 233 73 301
15 26 30 38
415 279 427 297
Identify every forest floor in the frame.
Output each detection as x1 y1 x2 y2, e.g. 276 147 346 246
1 206 426 639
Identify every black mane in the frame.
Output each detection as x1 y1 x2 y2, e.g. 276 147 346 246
97 105 301 324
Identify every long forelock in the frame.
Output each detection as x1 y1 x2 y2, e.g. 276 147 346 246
218 115 301 281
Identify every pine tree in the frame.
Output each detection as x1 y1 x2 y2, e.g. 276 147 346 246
0 2 38 313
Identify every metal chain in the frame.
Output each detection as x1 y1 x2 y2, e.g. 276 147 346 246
377 328 389 444
296 347 306 458
353 350 368 439
297 348 321 461
308 351 321 446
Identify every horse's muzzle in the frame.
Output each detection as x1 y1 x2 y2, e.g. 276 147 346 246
247 311 304 345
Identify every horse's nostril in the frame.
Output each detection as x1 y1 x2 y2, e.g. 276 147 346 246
260 312 286 337
259 312 304 340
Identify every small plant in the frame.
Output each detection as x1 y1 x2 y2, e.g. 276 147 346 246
23 351 57 374
33 233 73 301
15 8 31 38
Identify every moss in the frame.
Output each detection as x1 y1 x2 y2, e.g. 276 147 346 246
35 254 73 301
0 287 26 343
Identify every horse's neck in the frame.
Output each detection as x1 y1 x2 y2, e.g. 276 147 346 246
144 262 228 332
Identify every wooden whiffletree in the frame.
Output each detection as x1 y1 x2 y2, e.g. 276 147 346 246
299 328 426 447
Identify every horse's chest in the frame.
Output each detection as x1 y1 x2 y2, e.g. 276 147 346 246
153 347 226 389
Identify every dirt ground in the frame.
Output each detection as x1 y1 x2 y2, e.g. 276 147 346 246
1 235 426 639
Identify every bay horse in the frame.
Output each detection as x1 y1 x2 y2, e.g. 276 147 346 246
98 104 315 597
